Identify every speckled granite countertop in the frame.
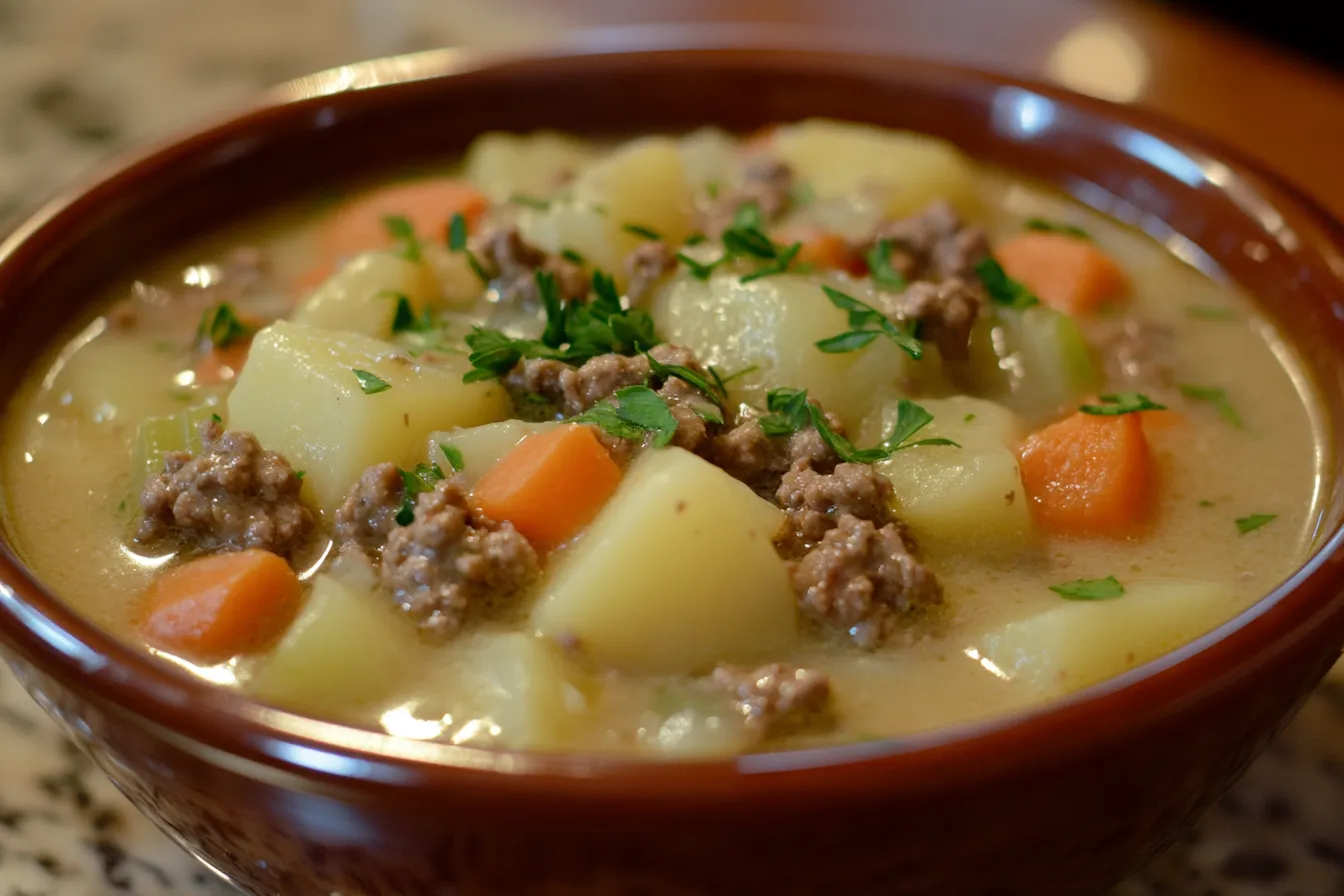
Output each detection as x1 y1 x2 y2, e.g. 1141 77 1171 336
2 1 1344 893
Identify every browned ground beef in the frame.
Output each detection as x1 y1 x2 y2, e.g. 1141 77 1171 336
1087 318 1176 391
333 462 404 553
872 200 989 283
711 662 832 739
473 226 588 305
623 240 676 304
789 514 943 648
137 419 313 558
504 343 706 420
776 463 894 548
698 156 795 236
378 477 540 637
707 414 840 492
878 278 981 362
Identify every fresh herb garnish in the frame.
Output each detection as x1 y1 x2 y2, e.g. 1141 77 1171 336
438 442 464 472
536 271 567 348
508 194 550 210
816 285 923 359
622 223 663 241
1049 576 1124 601
295 470 305 481
964 413 976 423
740 241 803 284
722 226 776 260
447 212 468 252
395 461 446 525
560 248 586 265
1198 499 1216 508
196 303 253 349
684 232 708 246
706 363 757 398
880 398 962 454
461 328 566 383
390 294 436 333
1178 383 1242 427
1186 305 1236 321
757 387 812 436
757 388 956 461
352 369 392 395
210 413 223 424
1079 392 1167 416
676 252 723 281
705 181 721 199
1235 513 1276 534
383 215 421 261
572 385 679 447
975 255 1039 309
865 238 908 291
645 352 724 403
1025 218 1090 240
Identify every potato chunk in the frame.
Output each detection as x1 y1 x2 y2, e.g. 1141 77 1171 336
531 447 796 673
573 137 691 259
976 578 1234 694
463 131 595 202
426 420 558 486
291 251 438 338
227 321 508 512
249 573 427 718
865 396 1031 549
773 119 978 217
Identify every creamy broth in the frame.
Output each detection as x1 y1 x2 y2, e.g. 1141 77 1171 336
0 122 1324 754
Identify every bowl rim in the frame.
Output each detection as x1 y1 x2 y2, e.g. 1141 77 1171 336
3 30 1344 798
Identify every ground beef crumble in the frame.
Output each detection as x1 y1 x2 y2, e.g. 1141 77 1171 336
871 200 989 283
776 462 894 549
707 412 840 493
1086 317 1176 392
472 225 588 306
137 420 313 558
623 240 676 304
790 514 943 648
878 278 982 362
375 476 540 637
698 156 795 236
711 662 832 739
333 462 404 554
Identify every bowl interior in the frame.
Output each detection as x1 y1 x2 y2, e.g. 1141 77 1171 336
3 43 1344 783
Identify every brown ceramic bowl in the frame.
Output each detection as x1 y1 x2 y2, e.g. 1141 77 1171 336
3 34 1344 896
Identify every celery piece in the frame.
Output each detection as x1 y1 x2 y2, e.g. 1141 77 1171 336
132 404 218 486
994 306 1099 422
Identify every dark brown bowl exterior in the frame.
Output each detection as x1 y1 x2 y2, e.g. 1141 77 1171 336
4 42 1344 896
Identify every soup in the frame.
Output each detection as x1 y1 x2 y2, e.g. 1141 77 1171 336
0 120 1324 755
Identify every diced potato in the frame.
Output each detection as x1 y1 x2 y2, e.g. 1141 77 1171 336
572 136 691 264
531 448 796 674
249 574 427 718
866 396 1032 548
976 578 1234 694
463 131 595 202
227 321 508 512
48 330 185 426
652 271 937 431
417 632 594 751
420 244 484 306
677 127 739 190
426 420 558 486
773 119 978 218
291 251 438 338
517 200 621 274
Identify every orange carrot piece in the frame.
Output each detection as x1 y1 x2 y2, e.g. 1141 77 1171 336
317 178 488 270
996 232 1128 315
1017 411 1155 536
774 226 866 276
141 550 302 662
470 424 623 550
193 340 250 386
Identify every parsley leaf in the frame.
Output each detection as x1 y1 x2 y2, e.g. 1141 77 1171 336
722 226 776 260
572 385 679 447
395 462 445 525
382 215 421 261
352 369 392 395
740 242 803 284
462 327 567 383
756 389 956 461
758 387 813 436
816 285 923 359
210 413 223 424
1178 383 1242 427
1235 513 1276 534
536 270 567 349
975 255 1039 309
865 238 908 291
294 470 305 481
684 232 709 246
438 442 464 472
645 352 724 403
1079 392 1167 416
622 223 662 241
1186 305 1236 321
447 212 469 251
390 294 435 333
676 252 723 280
508 194 550 210
1025 218 1090 240
1049 576 1124 601
589 270 622 318
560 248 586 265
196 303 253 348
731 202 763 230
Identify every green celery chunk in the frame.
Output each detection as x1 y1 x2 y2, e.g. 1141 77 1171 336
132 404 219 487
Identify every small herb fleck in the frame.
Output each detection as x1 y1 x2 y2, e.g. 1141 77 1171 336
295 470 305 481
1198 499 1216 507
1079 392 1167 416
447 212 469 252
964 413 976 423
390 294 436 333
560 248 586 265
438 442 464 472
210 413 223 424
684 232 709 246
676 252 723 281
572 385 679 447
865 238 907 291
975 255 1039 309
1025 218 1090 240
621 223 662 241
1049 576 1124 601
395 462 445 525
1186 305 1236 321
353 369 392 395
382 214 421 261
1235 513 1276 534
816 285 922 359
740 241 802 284
196 303 253 349
1178 383 1242 427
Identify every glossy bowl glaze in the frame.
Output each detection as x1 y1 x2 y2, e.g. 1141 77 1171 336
3 38 1344 896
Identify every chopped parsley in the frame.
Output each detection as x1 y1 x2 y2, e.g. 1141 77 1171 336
739 241 802 284
675 252 722 281
390 294 436 333
865 239 908 291
1235 513 1276 534
1025 218 1090 240
1079 392 1167 416
1049 576 1124 601
395 461 445 525
622 223 663 241
684 232 709 246
816 285 922 360
1186 305 1236 321
1178 383 1242 427
210 413 223 424
722 225 776 260
758 388 957 462
447 212 468 251
964 413 976 423
560 248 586 265
295 470 305 481
352 369 392 395
645 352 724 404
572 385 679 447
508 194 550 210
1198 499 1216 508
382 214 421 262
438 442 464 472
196 303 253 349
975 255 1039 309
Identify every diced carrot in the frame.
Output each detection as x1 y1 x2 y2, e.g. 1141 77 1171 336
1140 408 1184 430
774 226 866 276
317 178 488 271
1017 411 1155 536
996 232 1128 315
470 424 623 550
193 340 250 386
141 549 302 662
